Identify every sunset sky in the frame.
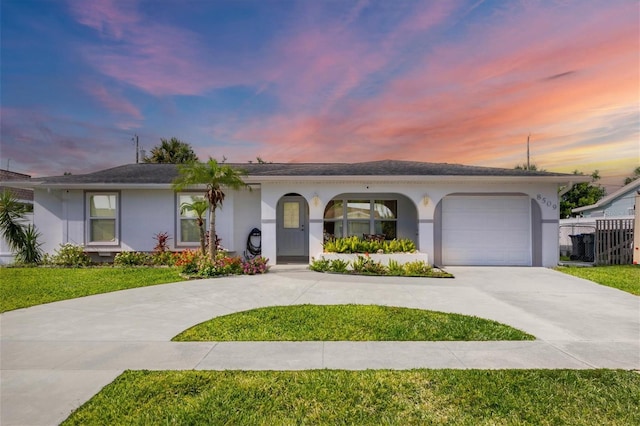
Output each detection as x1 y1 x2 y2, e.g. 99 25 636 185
1 0 638 191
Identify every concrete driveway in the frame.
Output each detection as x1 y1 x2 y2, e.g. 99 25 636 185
1 266 638 425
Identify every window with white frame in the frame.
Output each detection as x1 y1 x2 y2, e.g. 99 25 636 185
177 193 207 245
323 198 397 240
87 193 118 244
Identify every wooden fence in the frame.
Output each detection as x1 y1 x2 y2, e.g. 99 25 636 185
595 219 634 265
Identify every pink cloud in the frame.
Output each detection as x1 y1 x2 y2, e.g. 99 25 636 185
226 0 638 173
69 0 251 96
67 0 140 39
84 83 143 123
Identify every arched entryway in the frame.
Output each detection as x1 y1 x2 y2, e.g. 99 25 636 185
276 193 309 263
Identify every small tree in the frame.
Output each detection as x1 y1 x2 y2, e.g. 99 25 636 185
180 198 208 255
560 170 606 218
173 158 250 260
143 137 199 164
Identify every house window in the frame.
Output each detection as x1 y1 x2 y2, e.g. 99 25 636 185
178 194 207 245
323 198 397 240
283 201 300 228
323 200 344 239
87 193 118 244
374 200 397 240
347 200 371 237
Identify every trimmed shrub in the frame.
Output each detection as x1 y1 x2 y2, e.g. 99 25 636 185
47 243 91 267
114 251 151 266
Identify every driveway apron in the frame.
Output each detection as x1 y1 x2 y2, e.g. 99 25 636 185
1 266 638 425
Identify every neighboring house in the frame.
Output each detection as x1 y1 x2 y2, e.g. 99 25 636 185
0 169 33 204
0 169 33 265
4 160 589 267
572 179 640 218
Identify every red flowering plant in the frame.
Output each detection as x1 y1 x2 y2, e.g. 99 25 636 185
242 256 270 275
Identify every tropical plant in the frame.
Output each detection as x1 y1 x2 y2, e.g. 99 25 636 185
173 158 250 260
143 137 199 164
0 190 43 264
0 190 26 253
180 198 208 255
323 236 416 254
14 224 43 264
309 257 331 272
328 259 350 273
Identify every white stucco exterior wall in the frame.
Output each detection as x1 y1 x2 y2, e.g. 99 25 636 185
28 177 563 268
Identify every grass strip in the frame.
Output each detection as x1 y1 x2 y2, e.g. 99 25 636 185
173 304 534 341
63 369 640 425
556 265 640 295
0 267 185 312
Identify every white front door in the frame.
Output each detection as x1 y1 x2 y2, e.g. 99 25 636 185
277 196 309 257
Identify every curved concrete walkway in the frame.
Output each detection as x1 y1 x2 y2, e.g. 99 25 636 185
1 266 638 425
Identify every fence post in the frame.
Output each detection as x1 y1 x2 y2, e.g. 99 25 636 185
634 192 640 265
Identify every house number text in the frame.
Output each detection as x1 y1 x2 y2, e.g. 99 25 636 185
536 194 557 210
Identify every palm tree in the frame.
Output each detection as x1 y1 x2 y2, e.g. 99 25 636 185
0 190 42 264
173 158 250 259
143 137 199 164
180 197 208 255
0 190 26 253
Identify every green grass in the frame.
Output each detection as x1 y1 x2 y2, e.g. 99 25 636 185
0 267 186 313
556 265 640 295
63 369 640 425
173 304 534 341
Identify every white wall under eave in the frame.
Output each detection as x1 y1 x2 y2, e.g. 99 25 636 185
118 190 174 252
33 188 64 255
231 187 261 256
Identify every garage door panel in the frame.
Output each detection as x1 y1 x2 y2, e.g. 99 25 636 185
442 196 531 266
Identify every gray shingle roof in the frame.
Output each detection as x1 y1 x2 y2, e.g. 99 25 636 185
26 160 571 185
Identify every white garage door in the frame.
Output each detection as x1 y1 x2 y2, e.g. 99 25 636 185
442 195 531 266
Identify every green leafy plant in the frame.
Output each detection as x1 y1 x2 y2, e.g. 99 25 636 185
14 224 43 265
48 243 91 267
403 260 432 276
351 255 387 275
386 259 405 276
114 251 150 266
0 190 43 264
329 259 350 273
324 236 416 254
309 257 331 272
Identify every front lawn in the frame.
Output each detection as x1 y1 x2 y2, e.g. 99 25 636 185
173 304 534 341
63 369 640 425
0 267 185 313
556 265 640 295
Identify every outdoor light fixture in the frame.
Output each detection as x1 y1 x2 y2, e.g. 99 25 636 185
422 194 430 206
312 193 321 207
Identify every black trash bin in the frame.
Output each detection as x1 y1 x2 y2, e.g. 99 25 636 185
582 233 595 262
569 234 585 260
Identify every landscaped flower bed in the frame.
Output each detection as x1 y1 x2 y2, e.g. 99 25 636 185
318 236 447 277
310 254 452 278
